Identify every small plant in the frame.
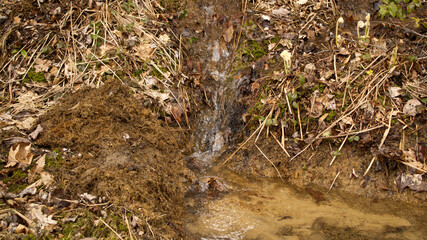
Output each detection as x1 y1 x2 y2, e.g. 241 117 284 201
189 37 198 44
280 50 292 75
348 135 360 142
335 17 344 48
379 0 421 21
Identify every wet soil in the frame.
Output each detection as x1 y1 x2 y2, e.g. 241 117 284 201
186 170 427 239
37 80 194 238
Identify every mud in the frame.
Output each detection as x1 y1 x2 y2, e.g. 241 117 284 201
37 80 194 238
186 170 427 239
223 135 427 205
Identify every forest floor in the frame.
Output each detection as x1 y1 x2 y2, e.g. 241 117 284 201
0 0 426 239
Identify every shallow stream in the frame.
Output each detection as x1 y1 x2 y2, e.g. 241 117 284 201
185 169 427 239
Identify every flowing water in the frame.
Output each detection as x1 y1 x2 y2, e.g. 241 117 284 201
181 1 427 239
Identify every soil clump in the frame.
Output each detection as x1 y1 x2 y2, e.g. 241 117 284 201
37 80 193 238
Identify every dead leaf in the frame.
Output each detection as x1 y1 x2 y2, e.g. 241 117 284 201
6 142 34 168
134 43 154 61
99 44 115 56
79 193 97 203
341 116 354 125
13 16 21 24
29 124 43 139
17 117 37 130
145 90 170 103
272 7 289 17
388 86 402 98
158 34 170 45
223 25 234 43
40 172 54 186
395 173 427 192
15 224 30 234
64 58 77 79
171 105 183 123
19 187 37 197
28 154 46 183
27 204 58 230
309 102 323 118
403 99 422 116
33 59 51 73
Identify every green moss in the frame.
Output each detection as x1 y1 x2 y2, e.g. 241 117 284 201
161 0 184 12
45 149 63 168
326 111 337 122
23 69 46 83
3 169 28 193
236 40 268 62
271 35 280 43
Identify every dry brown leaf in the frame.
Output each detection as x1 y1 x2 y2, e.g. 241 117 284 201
17 117 37 130
159 34 170 45
223 25 234 43
403 99 421 116
40 172 54 186
15 224 30 234
134 43 154 61
29 124 43 139
28 154 46 183
33 59 51 73
272 7 289 17
389 86 402 98
6 142 34 168
27 204 58 230
145 90 170 103
309 102 323 118
341 116 354 125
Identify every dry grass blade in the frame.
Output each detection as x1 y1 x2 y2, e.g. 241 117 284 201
255 145 284 182
330 125 354 166
328 171 341 193
98 217 124 240
290 66 396 161
364 110 396 176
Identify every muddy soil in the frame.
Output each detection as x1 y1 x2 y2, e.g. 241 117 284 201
37 80 194 238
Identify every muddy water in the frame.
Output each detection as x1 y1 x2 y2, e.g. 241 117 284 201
181 1 427 239
186 169 427 240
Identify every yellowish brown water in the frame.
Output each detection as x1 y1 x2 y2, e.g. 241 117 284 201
186 170 427 240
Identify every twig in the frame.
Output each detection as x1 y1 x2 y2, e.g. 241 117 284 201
98 217 124 240
330 125 354 166
255 145 284 182
364 110 396 176
291 66 396 161
284 88 293 116
334 54 338 82
328 171 341 193
9 209 36 228
255 105 275 143
271 133 291 158
297 103 303 140
124 211 134 240
223 118 264 165
320 124 384 139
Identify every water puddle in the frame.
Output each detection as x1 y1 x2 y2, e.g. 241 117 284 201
186 170 426 239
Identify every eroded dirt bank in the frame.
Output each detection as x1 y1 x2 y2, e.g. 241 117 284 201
37 80 194 238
